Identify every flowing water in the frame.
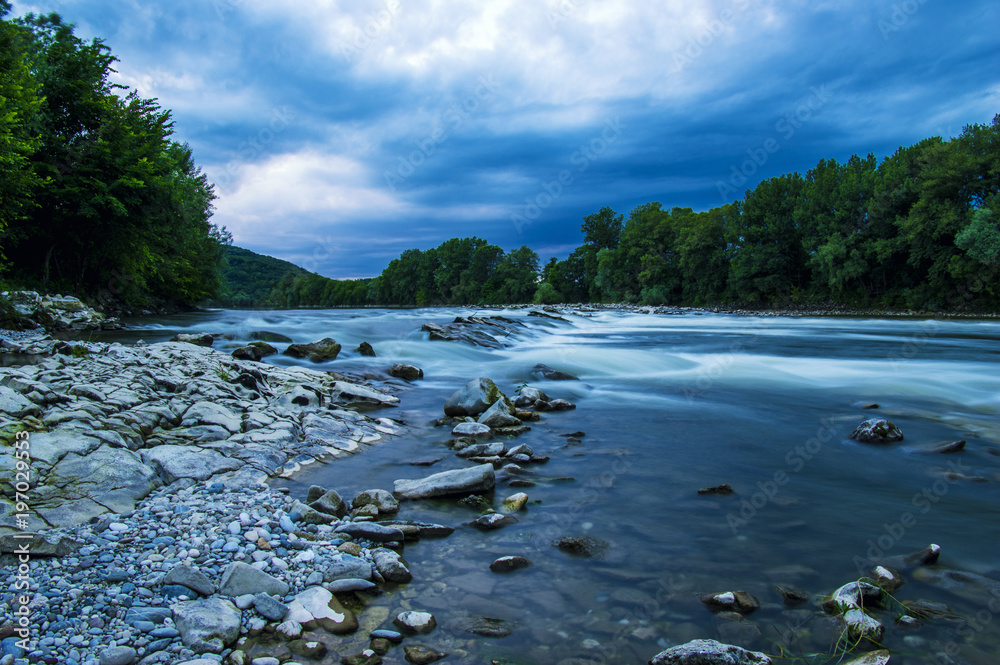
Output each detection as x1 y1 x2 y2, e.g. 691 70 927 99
102 308 1000 664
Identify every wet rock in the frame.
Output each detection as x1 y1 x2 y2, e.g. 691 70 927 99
335 522 404 543
403 645 447 664
648 639 772 664
698 484 734 495
393 463 495 500
861 403 880 409
514 387 550 407
554 536 608 558
490 556 532 573
171 333 215 347
825 581 885 643
253 593 290 621
357 342 376 357
501 492 529 512
371 548 412 583
251 330 292 343
870 565 905 593
352 489 399 515
172 598 241 654
326 578 378 594
370 629 404 643
850 418 903 443
341 649 382 665
98 646 137 665
331 381 400 407
478 398 522 428
841 651 890 665
288 638 328 659
911 567 1000 604
920 439 966 453
775 585 809 605
143 445 243 484
534 398 576 411
470 513 518 530
443 377 512 417
231 344 275 362
701 591 761 614
282 337 342 362
389 363 423 380
451 421 493 438
900 598 961 621
457 442 506 458
394 611 436 634
531 363 578 380
903 543 941 566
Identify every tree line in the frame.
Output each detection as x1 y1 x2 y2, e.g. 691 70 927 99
267 114 999 311
0 3 227 308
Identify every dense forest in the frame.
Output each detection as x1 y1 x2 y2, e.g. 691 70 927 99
0 3 227 308
274 114 1000 311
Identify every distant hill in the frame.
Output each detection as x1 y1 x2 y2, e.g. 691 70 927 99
216 246 310 307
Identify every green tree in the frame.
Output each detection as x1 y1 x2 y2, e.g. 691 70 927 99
581 206 624 250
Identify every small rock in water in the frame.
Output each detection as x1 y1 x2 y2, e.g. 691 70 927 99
649 639 772 665
775 585 809 605
861 403 880 409
394 611 437 634
403 645 448 664
554 535 608 558
700 590 761 614
501 492 529 512
470 513 517 530
850 418 903 443
389 363 424 381
357 341 376 357
697 483 734 495
490 556 532 573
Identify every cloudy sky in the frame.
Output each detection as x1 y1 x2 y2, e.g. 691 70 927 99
10 0 1000 278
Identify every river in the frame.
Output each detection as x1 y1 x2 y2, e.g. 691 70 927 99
96 308 1000 664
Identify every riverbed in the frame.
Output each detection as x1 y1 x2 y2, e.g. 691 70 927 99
98 307 1000 664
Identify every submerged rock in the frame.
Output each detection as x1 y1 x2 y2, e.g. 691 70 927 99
701 590 760 614
490 556 532 573
554 536 608 558
251 330 292 343
648 639 772 664
698 484 735 495
394 610 437 634
850 418 903 443
357 341 377 357
452 421 493 438
531 363 578 381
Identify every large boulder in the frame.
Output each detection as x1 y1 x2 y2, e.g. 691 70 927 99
172 598 241 654
649 639 772 664
393 464 495 501
443 378 510 417
282 338 341 362
142 445 244 484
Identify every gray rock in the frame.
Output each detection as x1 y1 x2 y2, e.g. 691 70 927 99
371 548 412 583
388 363 423 380
477 399 521 428
253 593 290 621
142 445 244 484
172 598 241 654
325 578 378 593
284 586 358 634
251 330 292 343
841 652 890 665
124 607 172 626
357 341 376 357
443 377 510 417
451 422 493 438
648 639 772 664
99 646 137 665
331 381 400 407
470 513 517 530
162 564 215 597
351 489 399 515
335 522 404 543
490 556 532 573
513 386 549 407
309 489 348 517
531 363 578 380
457 442 506 458
0 385 40 418
323 554 374 582
217 561 289 597
850 418 904 443
0 531 81 556
700 591 760 614
170 333 214 347
393 464 496 500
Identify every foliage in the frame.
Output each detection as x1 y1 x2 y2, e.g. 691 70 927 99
0 8 226 307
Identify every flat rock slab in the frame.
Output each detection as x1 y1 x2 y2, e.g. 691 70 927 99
335 522 405 543
649 639 772 664
142 445 244 483
393 464 495 501
284 586 358 634
172 598 241 654
218 561 289 597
